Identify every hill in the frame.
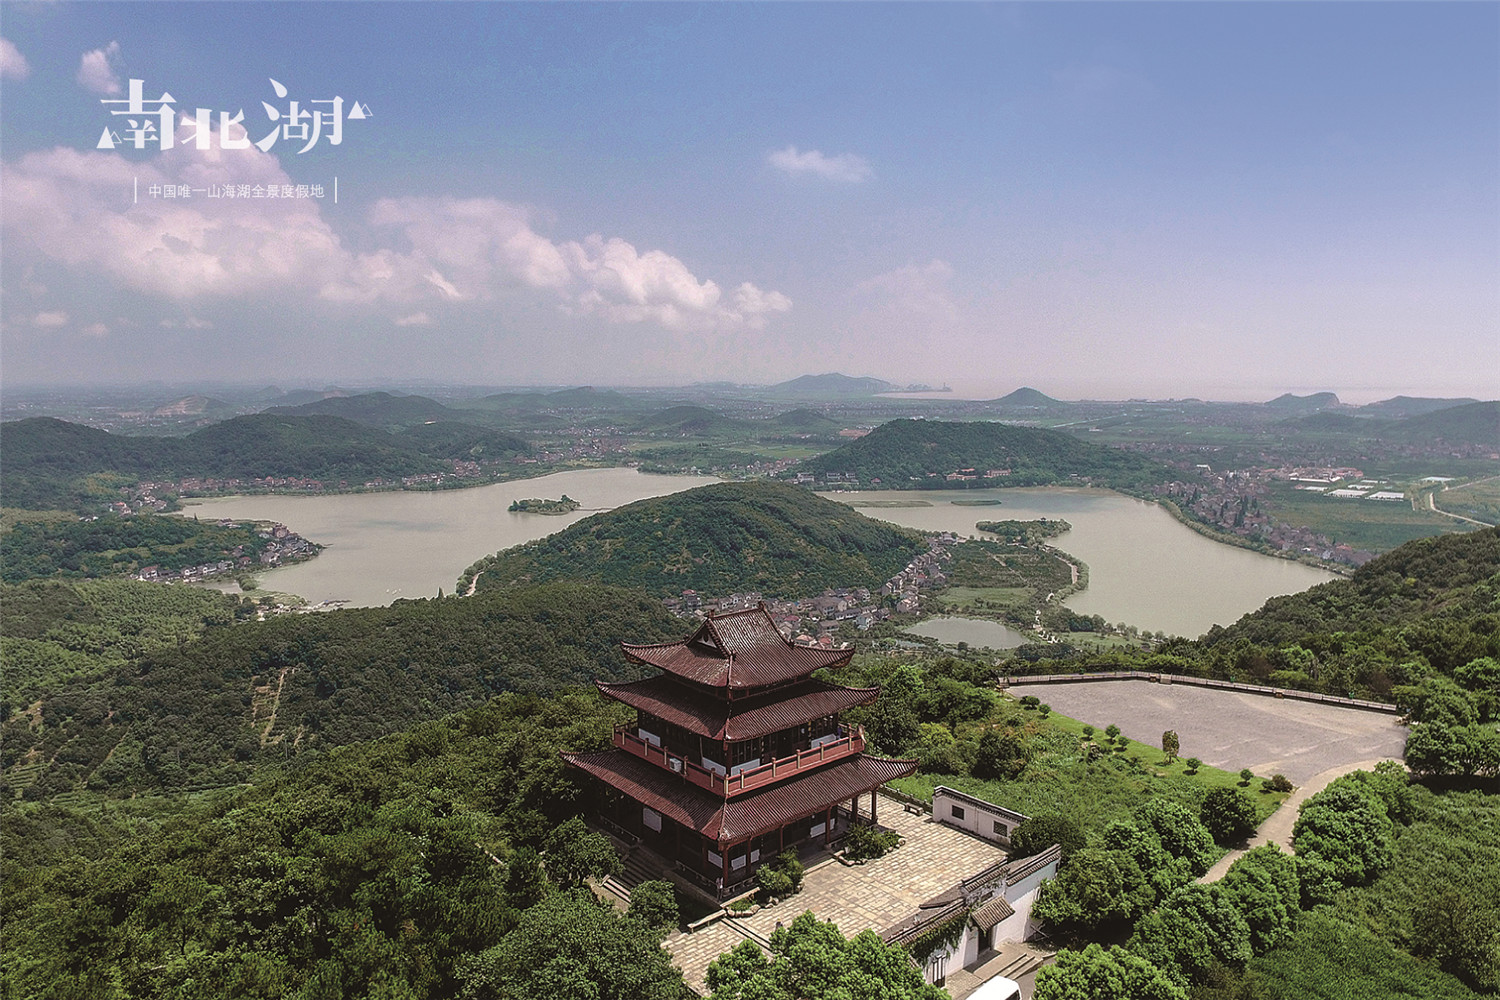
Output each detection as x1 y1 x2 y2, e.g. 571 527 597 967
767 373 896 396
263 390 460 428
1392 400 1499 449
1265 392 1341 411
989 387 1064 407
1361 395 1483 418
0 415 532 509
790 419 1172 490
633 405 751 437
1200 526 1500 651
766 408 843 435
0 581 680 797
456 386 647 413
465 480 927 599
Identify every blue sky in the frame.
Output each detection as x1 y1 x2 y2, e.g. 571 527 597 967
2 2 1495 401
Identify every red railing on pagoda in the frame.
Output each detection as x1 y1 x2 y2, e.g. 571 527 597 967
612 723 866 798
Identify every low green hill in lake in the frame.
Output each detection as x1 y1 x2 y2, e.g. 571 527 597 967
464 480 927 599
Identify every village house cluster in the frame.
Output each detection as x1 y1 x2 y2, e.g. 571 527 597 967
661 534 958 643
1157 467 1375 567
131 521 317 584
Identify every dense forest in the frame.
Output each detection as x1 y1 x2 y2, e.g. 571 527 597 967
463 481 928 599
789 419 1174 490
0 415 531 510
4 522 1497 998
1 582 680 799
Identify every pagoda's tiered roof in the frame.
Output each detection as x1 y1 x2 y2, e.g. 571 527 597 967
622 606 851 690
561 748 917 844
597 676 879 741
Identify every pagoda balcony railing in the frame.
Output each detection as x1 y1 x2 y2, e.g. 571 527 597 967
612 723 866 798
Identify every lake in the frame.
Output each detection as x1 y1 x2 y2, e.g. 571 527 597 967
186 474 1335 637
821 487 1336 637
184 468 719 606
902 616 1031 650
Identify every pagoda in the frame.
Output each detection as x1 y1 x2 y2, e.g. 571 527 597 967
563 605 917 898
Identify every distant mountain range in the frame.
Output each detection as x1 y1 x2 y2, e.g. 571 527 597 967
767 373 897 396
791 418 1172 489
1359 395 1482 418
1281 400 1498 450
0 414 531 510
464 480 926 599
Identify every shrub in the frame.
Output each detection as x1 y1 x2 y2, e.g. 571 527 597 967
843 823 903 863
1262 774 1293 793
1239 768 1254 786
1185 756 1203 774
1201 787 1259 845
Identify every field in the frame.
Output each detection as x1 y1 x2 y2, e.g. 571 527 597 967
1432 478 1500 526
1261 482 1472 551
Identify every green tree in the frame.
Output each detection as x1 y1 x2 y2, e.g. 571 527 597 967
1161 730 1180 762
1010 813 1087 863
1291 780 1393 893
626 880 679 934
458 890 685 1000
1033 943 1187 1000
1128 884 1252 987
1135 799 1217 876
703 910 946 1000
1218 846 1300 955
503 846 547 909
1032 847 1156 936
545 818 622 889
973 727 1034 780
1201 788 1258 846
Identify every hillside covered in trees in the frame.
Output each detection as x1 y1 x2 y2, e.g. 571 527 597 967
0 415 531 510
789 419 1173 490
464 480 927 599
0 582 679 799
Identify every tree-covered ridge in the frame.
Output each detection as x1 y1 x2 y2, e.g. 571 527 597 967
788 419 1172 490
0 415 531 510
1203 526 1500 648
2 693 690 1000
464 481 928 599
0 514 316 583
0 582 680 799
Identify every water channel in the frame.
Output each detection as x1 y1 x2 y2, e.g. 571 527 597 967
185 472 1335 638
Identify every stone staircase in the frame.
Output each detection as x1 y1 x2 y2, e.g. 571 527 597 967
601 847 673 903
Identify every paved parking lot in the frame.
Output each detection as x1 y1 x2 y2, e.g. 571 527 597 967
1006 679 1408 784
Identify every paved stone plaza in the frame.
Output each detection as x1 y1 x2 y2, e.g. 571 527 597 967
666 801 1010 994
1006 679 1407 784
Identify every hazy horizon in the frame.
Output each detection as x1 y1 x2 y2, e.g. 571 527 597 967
3 3 1496 399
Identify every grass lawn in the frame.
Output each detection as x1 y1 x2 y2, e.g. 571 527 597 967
934 585 1033 609
889 699 1289 838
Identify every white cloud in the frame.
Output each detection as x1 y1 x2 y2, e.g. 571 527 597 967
394 312 433 327
81 322 109 338
768 145 873 184
2 136 791 337
855 259 958 318
34 310 69 327
77 41 122 95
1 37 30 81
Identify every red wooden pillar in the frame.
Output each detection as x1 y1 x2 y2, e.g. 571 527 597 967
721 841 730 888
824 805 833 844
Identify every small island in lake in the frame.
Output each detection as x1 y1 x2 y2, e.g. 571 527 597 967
975 518 1072 543
508 495 580 514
